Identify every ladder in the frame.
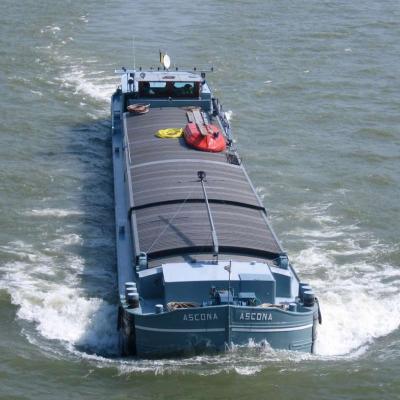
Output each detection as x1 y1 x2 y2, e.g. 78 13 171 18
186 108 209 136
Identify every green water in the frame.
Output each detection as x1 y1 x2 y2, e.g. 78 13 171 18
1 1 399 399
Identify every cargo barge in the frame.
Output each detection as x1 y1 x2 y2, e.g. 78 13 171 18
111 55 321 357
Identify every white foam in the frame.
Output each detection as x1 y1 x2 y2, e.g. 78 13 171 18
224 110 233 121
255 187 268 202
0 241 119 357
289 202 400 357
27 208 83 217
30 90 43 97
2 196 399 371
60 67 116 104
234 366 263 375
40 25 61 35
51 234 83 248
314 285 400 356
114 343 311 376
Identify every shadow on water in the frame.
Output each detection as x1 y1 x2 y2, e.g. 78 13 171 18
61 118 120 358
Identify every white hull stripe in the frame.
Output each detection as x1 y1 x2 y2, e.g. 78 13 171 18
231 324 313 333
135 325 225 333
135 324 313 334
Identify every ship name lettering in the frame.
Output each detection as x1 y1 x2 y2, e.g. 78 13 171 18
183 313 218 321
239 312 272 321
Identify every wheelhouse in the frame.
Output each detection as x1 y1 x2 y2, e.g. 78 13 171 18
119 70 212 111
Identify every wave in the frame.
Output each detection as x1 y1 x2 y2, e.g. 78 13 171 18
0 240 119 357
2 197 399 374
59 66 117 104
40 25 61 35
2 234 398 376
284 202 400 356
2 157 400 380
27 208 84 217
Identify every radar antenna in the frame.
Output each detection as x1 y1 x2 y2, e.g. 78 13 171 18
159 50 171 70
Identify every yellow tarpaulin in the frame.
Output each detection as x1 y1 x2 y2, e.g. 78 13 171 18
155 128 184 139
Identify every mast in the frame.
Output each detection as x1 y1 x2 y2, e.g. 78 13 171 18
197 171 219 262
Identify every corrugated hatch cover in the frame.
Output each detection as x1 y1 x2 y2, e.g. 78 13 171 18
124 108 281 259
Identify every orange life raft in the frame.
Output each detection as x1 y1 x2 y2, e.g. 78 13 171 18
183 122 226 153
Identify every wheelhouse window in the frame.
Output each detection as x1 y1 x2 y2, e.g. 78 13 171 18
138 81 200 98
139 81 167 98
172 82 197 98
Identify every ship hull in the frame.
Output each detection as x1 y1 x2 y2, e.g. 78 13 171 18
120 305 316 357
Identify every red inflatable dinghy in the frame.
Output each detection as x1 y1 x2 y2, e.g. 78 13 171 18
184 122 226 152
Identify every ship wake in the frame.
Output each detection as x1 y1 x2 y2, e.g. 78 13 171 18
1 200 399 375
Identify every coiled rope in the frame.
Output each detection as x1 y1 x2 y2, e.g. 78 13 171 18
155 128 184 138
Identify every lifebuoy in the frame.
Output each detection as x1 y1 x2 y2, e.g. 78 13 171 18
127 103 150 114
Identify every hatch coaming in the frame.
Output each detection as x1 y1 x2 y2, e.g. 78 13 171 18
120 106 283 263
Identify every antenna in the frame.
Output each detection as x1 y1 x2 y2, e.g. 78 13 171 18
197 171 219 262
159 50 171 70
132 36 136 70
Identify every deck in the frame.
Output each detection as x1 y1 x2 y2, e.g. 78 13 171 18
123 107 282 261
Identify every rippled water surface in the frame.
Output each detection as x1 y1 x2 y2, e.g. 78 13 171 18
1 1 399 399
